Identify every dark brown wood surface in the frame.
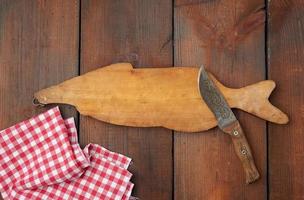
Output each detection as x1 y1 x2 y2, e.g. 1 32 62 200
0 0 303 199
0 0 79 199
174 0 267 199
79 1 173 199
268 0 304 199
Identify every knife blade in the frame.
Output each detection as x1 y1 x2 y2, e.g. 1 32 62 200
198 65 260 184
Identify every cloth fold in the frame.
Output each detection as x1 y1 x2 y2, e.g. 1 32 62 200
0 107 134 200
0 107 88 198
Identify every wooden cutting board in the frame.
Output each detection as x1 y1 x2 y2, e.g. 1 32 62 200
34 63 288 132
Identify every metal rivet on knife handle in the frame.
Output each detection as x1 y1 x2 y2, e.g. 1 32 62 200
233 130 239 136
241 148 247 155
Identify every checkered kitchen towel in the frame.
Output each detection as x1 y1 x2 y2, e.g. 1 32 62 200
0 107 134 200
0 107 88 199
66 118 134 200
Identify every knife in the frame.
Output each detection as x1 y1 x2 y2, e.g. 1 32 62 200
198 65 260 184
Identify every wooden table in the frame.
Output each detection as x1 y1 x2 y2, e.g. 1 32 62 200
0 1 303 199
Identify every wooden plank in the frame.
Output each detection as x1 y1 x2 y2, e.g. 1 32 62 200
0 0 79 199
174 0 267 199
79 1 173 199
268 1 304 199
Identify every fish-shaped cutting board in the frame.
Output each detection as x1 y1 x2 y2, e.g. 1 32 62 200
34 63 288 132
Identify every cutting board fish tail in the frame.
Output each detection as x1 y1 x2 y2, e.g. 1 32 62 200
34 63 288 132
220 78 289 124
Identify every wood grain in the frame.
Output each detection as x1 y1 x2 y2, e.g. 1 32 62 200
0 0 79 199
0 0 302 199
174 0 267 199
34 63 288 132
79 1 173 199
268 1 304 199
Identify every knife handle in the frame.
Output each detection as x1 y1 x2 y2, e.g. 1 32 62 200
223 121 260 184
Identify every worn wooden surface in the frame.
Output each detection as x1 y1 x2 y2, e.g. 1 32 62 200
79 1 173 199
174 0 267 199
268 0 304 199
0 0 303 199
0 0 79 199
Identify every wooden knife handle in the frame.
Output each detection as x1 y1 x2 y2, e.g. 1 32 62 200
223 121 260 184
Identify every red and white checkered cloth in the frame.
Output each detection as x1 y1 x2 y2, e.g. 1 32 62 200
64 118 90 170
83 144 134 200
66 117 134 200
0 107 88 198
0 107 134 200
